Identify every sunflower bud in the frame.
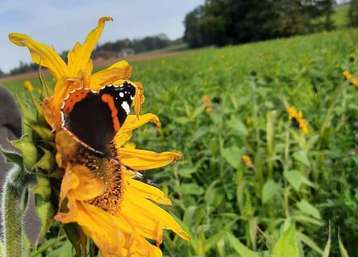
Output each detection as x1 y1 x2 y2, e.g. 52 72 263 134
30 123 53 141
10 136 38 169
33 147 54 172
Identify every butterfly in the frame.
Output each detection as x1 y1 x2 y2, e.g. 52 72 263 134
61 81 136 156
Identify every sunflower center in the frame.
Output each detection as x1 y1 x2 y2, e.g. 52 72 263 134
75 143 123 215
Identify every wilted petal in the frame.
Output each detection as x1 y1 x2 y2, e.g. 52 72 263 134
114 113 160 147
9 33 67 80
118 148 182 171
90 61 132 90
67 16 113 77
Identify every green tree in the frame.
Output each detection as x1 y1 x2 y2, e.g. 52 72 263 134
183 0 335 48
184 6 206 48
349 0 358 27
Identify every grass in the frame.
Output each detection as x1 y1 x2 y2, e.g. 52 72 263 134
2 27 358 257
333 3 350 28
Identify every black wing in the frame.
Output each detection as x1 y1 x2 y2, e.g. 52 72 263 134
61 82 136 156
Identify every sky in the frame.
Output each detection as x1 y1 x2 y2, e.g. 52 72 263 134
0 0 204 73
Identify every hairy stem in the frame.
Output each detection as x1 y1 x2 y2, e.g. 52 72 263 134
2 165 27 257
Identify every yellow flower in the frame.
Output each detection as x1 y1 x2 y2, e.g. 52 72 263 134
287 106 309 135
343 70 358 87
24 80 33 93
241 155 253 168
10 17 189 257
202 95 212 113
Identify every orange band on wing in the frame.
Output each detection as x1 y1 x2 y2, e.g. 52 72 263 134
62 89 88 113
101 94 120 131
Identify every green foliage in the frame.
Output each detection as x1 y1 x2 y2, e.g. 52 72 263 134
348 0 358 27
2 28 358 256
184 0 337 48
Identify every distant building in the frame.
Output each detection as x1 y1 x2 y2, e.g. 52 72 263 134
117 48 135 58
94 50 115 59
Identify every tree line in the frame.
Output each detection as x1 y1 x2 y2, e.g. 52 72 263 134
184 0 357 48
94 33 173 55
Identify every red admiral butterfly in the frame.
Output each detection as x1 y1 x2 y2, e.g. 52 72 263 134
61 81 136 156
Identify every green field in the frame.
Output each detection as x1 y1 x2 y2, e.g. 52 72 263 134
3 27 358 256
333 3 350 28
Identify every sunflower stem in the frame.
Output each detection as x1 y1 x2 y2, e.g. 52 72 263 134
1 164 27 257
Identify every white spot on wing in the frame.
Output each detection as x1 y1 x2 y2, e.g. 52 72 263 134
119 92 124 98
121 101 130 114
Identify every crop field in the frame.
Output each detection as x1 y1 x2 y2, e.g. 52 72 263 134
2 28 358 256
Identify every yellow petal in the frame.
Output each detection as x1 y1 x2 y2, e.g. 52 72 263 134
67 16 112 77
71 165 105 201
59 167 80 204
56 201 163 257
132 82 145 115
126 177 172 205
121 190 189 241
56 201 126 255
9 33 67 80
114 113 160 147
90 61 132 90
60 165 105 202
52 78 84 119
118 148 182 171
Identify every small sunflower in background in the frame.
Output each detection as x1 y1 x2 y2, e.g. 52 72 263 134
241 154 254 169
7 17 189 257
287 106 309 135
343 70 358 87
202 95 212 113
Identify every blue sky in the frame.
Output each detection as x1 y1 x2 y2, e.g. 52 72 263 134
0 0 204 73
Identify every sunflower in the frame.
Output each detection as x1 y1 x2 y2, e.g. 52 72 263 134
287 106 309 135
241 155 253 169
343 70 358 87
10 17 189 257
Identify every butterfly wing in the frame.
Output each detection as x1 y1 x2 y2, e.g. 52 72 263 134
61 82 136 155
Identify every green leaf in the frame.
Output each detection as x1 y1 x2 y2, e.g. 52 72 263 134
296 200 321 220
179 167 196 178
204 231 225 253
227 233 260 257
272 223 300 257
0 146 23 167
294 214 324 226
222 146 242 169
262 179 280 204
284 170 315 191
179 183 204 195
63 224 87 257
284 170 303 191
45 240 73 257
298 232 323 255
183 206 197 228
35 197 54 241
338 235 350 257
228 118 248 137
293 150 310 167
322 225 331 257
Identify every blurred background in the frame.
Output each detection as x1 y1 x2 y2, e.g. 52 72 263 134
1 0 358 257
